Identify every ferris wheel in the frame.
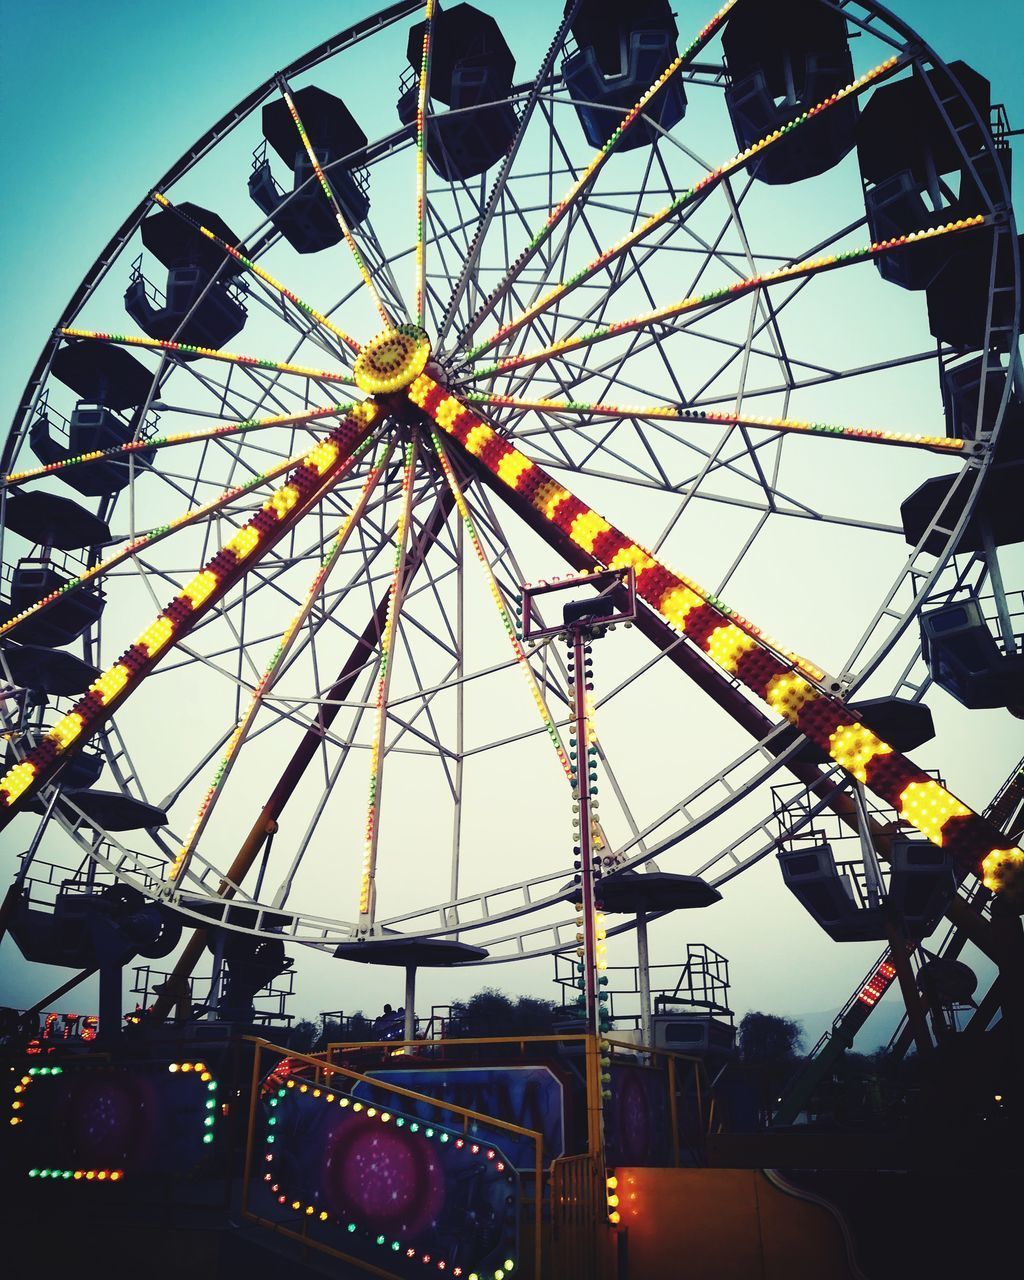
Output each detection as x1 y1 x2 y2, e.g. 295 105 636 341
1 0 1022 997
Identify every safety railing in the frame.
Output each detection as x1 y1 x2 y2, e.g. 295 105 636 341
242 1038 544 1279
548 1153 614 1280
325 1032 716 1162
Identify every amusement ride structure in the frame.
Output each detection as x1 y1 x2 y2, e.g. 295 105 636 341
1 2 1022 1277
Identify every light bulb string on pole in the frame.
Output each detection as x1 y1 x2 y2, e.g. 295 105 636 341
567 623 610 1168
516 566 637 1184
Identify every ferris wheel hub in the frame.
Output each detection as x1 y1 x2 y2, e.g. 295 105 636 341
354 324 431 394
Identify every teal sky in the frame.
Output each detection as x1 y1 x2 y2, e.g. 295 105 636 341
1 2 1022 1040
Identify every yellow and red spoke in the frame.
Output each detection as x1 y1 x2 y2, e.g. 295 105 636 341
0 402 383 824
466 217 990 379
413 375 822 678
0 438 326 643
58 327 357 386
280 80 393 328
408 375 1024 901
151 192 361 355
430 429 572 781
461 392 970 456
361 436 418 923
468 53 904 358
168 438 393 885
461 0 740 341
414 0 436 326
3 401 352 489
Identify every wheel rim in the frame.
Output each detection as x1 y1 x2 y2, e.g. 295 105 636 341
1 0 1020 967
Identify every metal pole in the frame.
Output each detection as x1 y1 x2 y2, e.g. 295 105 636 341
853 781 886 909
404 965 416 1043
12 788 62 892
636 910 653 1054
572 629 599 1037
570 626 605 1165
667 1055 680 1168
97 960 122 1047
980 518 1016 652
447 518 465 929
208 931 226 1021
241 1040 262 1220
885 917 932 1057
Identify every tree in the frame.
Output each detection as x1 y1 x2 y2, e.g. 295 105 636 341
289 1018 318 1053
736 1013 805 1126
316 1010 376 1049
449 987 560 1037
737 1011 804 1064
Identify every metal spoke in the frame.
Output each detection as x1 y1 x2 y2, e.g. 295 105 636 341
0 404 382 822
0 437 330 642
467 51 905 356
58 326 358 386
462 392 973 456
411 376 1024 894
413 1 436 324
151 191 361 355
278 75 395 327
463 217 990 379
360 433 419 927
167 438 393 884
457 0 742 345
3 400 349 489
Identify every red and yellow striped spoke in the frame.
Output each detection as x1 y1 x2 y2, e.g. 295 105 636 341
461 1 739 343
0 440 326 642
167 437 393 885
466 216 990 380
430 429 572 781
0 401 383 824
280 82 393 328
3 401 352 489
413 375 823 678
461 392 969 456
151 192 361 355
408 374 1024 902
467 53 904 358
58 327 358 386
414 0 436 325
361 436 418 922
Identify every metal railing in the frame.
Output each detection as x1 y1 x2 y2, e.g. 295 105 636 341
549 1153 613 1280
132 963 295 1027
554 944 733 1025
325 1032 715 1162
243 1037 545 1279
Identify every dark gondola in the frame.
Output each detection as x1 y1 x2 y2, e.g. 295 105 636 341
251 86 370 253
562 0 687 152
397 3 519 181
722 0 857 184
29 341 157 497
124 201 249 351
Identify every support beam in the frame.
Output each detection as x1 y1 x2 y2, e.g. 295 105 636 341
636 911 653 1053
404 965 416 1043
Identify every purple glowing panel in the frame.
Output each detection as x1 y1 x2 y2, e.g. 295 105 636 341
324 1113 445 1233
259 1085 519 1276
605 1064 672 1167
62 1073 160 1167
10 1062 218 1179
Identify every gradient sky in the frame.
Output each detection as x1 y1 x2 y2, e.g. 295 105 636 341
1 1 1022 1044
